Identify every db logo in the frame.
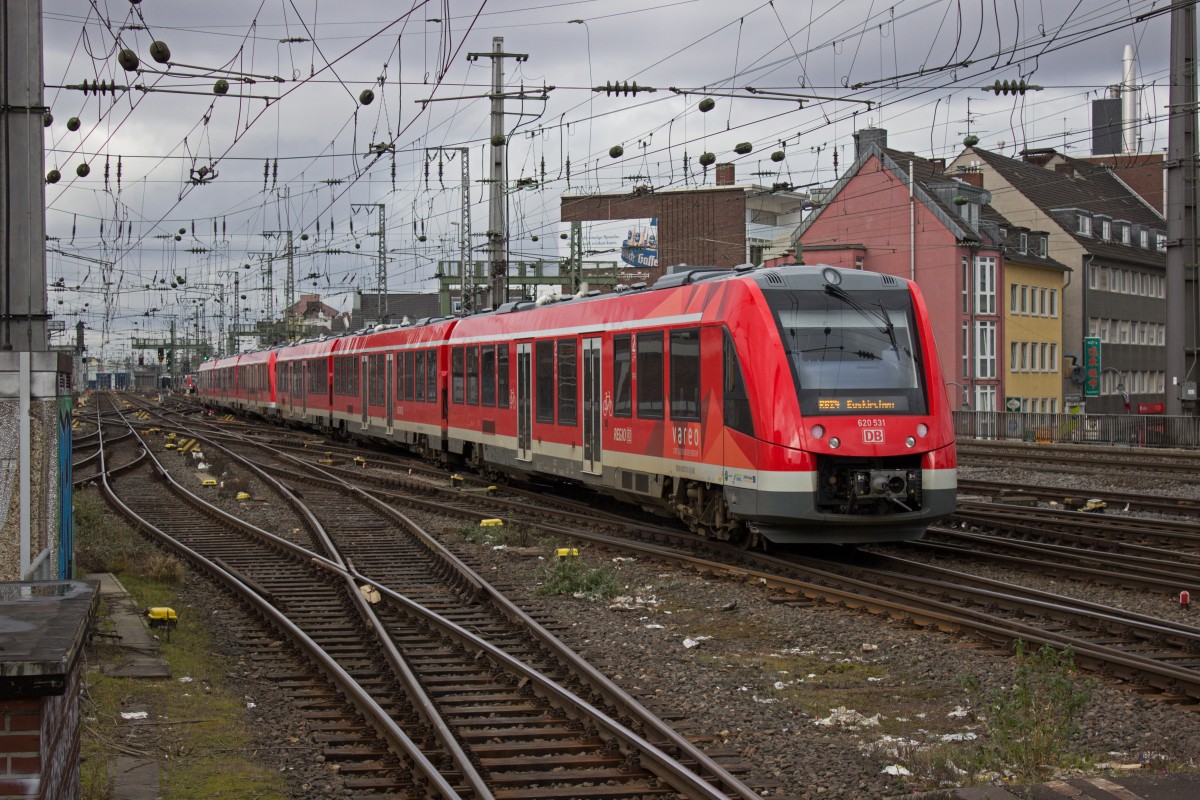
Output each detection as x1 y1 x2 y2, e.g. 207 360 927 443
862 429 885 444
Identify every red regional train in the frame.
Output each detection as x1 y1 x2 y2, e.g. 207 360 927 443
198 264 956 546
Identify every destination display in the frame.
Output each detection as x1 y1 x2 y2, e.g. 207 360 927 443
816 397 908 413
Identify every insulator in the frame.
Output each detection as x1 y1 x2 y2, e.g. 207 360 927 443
149 41 171 64
118 49 140 71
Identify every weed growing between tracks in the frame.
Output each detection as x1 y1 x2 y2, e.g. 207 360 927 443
968 642 1095 778
535 554 623 600
912 641 1095 786
74 490 287 800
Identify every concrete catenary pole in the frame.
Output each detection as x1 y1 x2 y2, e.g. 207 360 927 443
1165 1 1197 416
0 0 49 352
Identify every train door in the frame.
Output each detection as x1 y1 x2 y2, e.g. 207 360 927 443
287 363 296 416
582 337 602 474
385 354 394 435
301 361 308 417
360 355 369 430
517 342 532 461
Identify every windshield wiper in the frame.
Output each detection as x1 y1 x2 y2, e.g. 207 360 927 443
824 285 907 359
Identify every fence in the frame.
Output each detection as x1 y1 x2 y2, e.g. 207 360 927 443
953 410 1200 449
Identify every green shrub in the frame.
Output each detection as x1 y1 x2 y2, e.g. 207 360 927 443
965 641 1095 779
535 556 621 600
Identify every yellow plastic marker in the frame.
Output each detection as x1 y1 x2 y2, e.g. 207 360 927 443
164 443 175 450
166 432 176 439
201 478 217 487
236 491 251 501
480 519 503 527
555 548 580 558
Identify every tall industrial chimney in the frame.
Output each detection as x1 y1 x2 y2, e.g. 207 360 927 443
1122 44 1140 154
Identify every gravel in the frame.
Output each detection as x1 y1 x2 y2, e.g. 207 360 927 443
138 435 1200 799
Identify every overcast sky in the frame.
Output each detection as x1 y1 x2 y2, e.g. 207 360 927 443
38 0 1178 356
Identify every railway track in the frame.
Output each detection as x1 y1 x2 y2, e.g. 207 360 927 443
104 397 1200 709
959 439 1200 478
958 478 1200 517
94 402 766 800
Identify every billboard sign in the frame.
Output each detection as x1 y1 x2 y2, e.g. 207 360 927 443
620 218 658 271
1083 336 1101 398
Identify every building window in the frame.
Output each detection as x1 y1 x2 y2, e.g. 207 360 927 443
1078 214 1092 236
961 323 970 378
1019 342 1028 372
975 321 996 378
1049 289 1058 318
961 257 970 314
1156 233 1167 252
1018 232 1028 254
1038 235 1048 257
1121 224 1131 244
975 384 997 412
1010 342 1018 373
1019 285 1028 315
975 256 996 315
1099 219 1111 240
1139 228 1149 248
855 255 865 270
1009 284 1018 314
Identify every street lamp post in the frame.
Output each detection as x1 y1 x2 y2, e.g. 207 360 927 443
945 381 971 410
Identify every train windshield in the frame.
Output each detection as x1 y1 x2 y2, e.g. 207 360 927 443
767 287 928 416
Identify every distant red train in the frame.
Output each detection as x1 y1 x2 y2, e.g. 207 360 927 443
198 264 956 546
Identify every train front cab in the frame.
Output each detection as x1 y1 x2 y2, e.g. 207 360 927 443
722 266 956 545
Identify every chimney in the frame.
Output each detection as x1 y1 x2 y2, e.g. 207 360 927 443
853 127 888 159
930 157 946 173
715 163 735 186
957 172 983 188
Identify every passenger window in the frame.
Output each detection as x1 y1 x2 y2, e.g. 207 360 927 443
613 335 632 417
558 338 577 426
496 344 510 408
636 331 664 419
669 329 701 421
466 347 479 405
452 347 465 404
481 345 496 407
536 340 555 423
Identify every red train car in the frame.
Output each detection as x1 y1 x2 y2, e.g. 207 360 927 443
200 265 955 546
440 265 954 545
197 348 278 417
325 319 457 458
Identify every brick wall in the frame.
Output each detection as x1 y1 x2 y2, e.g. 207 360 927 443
561 187 748 281
0 663 82 799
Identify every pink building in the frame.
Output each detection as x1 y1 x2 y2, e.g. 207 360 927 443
789 129 1010 411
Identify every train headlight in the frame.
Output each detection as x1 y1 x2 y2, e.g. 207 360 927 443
821 266 842 286
905 436 916 448
916 423 928 438
811 424 825 439
828 437 840 449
